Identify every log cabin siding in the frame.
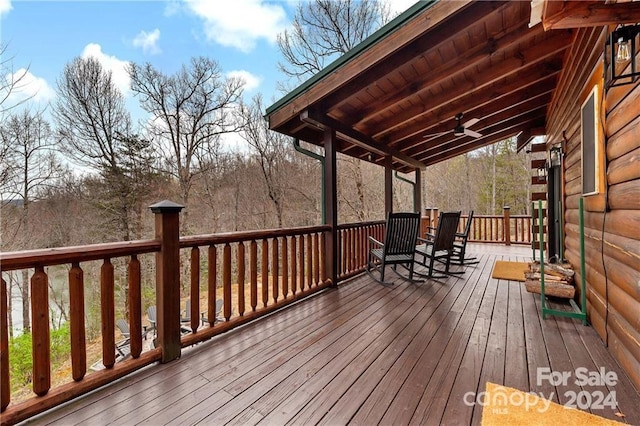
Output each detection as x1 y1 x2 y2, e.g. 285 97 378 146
547 26 640 391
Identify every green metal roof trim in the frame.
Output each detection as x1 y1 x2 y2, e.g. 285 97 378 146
265 0 438 116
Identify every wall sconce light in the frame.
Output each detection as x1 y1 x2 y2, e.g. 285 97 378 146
537 165 547 179
550 146 562 167
605 24 640 89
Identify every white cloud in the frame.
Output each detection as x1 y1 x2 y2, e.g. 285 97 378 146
81 43 131 95
133 28 162 55
227 70 261 92
184 0 288 52
3 68 55 106
0 0 12 17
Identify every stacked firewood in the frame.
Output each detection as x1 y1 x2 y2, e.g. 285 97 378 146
524 261 576 298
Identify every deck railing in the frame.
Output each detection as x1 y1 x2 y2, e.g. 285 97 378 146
0 203 528 424
0 202 331 425
425 207 532 245
337 220 386 281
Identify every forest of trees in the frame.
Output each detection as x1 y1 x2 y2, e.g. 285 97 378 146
0 0 535 392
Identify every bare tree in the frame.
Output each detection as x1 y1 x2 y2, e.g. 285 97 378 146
0 108 62 332
277 0 391 88
276 0 392 221
238 95 291 228
0 43 34 116
128 56 245 228
53 56 131 172
53 56 151 241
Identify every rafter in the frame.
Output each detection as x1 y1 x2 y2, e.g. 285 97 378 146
383 71 558 147
407 95 552 159
362 30 571 138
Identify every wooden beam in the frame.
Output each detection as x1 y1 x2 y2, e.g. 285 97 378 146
543 1 640 30
299 109 425 170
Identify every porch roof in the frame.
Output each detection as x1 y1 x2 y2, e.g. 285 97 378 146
265 0 575 173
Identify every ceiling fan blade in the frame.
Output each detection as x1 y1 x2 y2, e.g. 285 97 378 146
463 118 480 128
464 129 483 138
422 131 449 138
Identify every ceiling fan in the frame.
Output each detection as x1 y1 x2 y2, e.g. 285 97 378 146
422 112 483 139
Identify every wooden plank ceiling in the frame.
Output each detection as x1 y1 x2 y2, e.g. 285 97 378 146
266 0 576 173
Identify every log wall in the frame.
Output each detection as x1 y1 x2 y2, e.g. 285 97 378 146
546 26 640 391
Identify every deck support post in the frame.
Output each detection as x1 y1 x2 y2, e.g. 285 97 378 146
385 155 393 215
414 168 422 214
503 206 511 245
150 200 184 363
323 129 338 287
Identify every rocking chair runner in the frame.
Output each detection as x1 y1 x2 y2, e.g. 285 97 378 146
414 211 462 278
366 212 421 285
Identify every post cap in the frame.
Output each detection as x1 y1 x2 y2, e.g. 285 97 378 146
149 200 185 214
503 205 511 209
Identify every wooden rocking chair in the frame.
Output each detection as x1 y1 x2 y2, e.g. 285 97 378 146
414 211 462 278
366 212 421 285
452 210 479 266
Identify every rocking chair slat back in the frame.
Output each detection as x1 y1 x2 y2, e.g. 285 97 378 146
385 212 421 256
432 211 461 252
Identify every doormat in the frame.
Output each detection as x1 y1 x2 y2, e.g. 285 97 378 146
481 382 624 425
491 261 529 282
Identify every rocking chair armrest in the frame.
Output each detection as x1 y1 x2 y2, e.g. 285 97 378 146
368 236 383 248
417 236 435 245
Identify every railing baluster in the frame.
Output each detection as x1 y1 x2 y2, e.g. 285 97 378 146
282 237 288 299
238 242 245 316
314 233 320 286
272 238 279 302
250 241 257 312
207 245 216 326
190 247 200 333
223 243 231 321
1 277 10 410
321 232 327 283
306 232 313 288
31 266 50 396
291 236 297 295
68 263 86 381
129 256 142 357
299 235 305 291
101 259 115 369
262 239 268 307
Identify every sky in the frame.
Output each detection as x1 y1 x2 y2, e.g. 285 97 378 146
0 0 416 137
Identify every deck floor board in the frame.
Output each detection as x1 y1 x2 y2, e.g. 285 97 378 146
28 244 640 426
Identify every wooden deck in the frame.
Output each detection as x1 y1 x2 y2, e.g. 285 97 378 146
27 244 640 425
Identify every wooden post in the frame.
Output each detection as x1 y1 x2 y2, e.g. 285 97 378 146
503 206 511 246
323 129 338 286
149 200 184 363
414 168 422 214
385 155 393 215
432 208 439 229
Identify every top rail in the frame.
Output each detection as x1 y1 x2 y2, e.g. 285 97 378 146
0 240 161 271
179 225 331 248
